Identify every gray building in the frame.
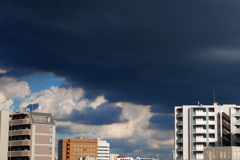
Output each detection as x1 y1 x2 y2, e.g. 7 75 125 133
174 103 240 160
8 110 56 160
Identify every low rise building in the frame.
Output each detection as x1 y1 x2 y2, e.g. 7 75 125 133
203 146 240 160
58 138 98 160
110 154 119 160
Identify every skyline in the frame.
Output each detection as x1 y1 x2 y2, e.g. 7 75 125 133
1 1 240 160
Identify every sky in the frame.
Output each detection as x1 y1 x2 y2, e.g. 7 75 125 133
1 1 240 159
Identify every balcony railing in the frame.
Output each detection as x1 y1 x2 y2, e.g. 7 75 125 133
235 138 240 142
192 147 204 150
177 138 183 143
8 140 30 146
193 138 207 142
9 129 31 136
193 129 206 133
235 121 240 125
208 112 215 116
177 156 183 160
235 129 240 133
193 155 203 159
235 112 240 116
209 129 215 133
9 119 30 126
208 121 215 124
193 112 207 116
8 151 30 157
177 130 183 134
177 113 183 117
177 147 183 151
193 121 206 124
209 138 215 141
177 121 183 125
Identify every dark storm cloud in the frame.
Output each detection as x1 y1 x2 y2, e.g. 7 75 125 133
1 1 240 115
148 114 174 130
56 103 127 125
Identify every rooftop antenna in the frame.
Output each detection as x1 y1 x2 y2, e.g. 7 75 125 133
214 89 215 103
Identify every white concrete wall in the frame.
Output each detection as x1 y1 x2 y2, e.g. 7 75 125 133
0 111 9 160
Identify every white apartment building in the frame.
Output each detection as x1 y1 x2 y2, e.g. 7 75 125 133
174 103 240 160
98 139 110 160
110 154 119 160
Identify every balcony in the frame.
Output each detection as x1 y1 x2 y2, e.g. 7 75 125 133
177 121 183 126
177 156 183 160
177 138 183 143
208 112 215 116
193 138 207 142
209 138 215 141
177 130 183 134
177 147 183 151
177 113 183 117
235 121 240 125
235 138 240 142
209 129 215 133
193 129 206 133
208 121 215 124
193 147 204 151
9 129 31 136
194 155 203 159
8 140 30 146
193 112 207 116
235 112 240 116
8 151 30 157
235 129 240 133
9 119 30 126
193 121 206 124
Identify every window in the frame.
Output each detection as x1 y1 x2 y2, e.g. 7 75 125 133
94 145 95 147
81 153 82 155
87 149 89 151
87 153 89 155
50 127 52 132
81 149 83 151
84 149 86 151
74 149 76 151
81 145 83 147
94 149 95 151
74 153 76 155
84 145 86 147
87 145 89 147
50 148 52 153
84 153 86 155
94 153 95 155
78 145 79 147
90 153 92 155
77 149 79 151
50 137 52 142
90 145 92 147
74 145 76 147
90 149 92 151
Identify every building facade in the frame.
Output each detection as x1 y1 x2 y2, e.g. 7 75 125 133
97 139 110 160
8 111 56 160
58 138 98 160
174 103 240 160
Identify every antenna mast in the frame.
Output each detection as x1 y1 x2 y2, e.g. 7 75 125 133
214 90 215 103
